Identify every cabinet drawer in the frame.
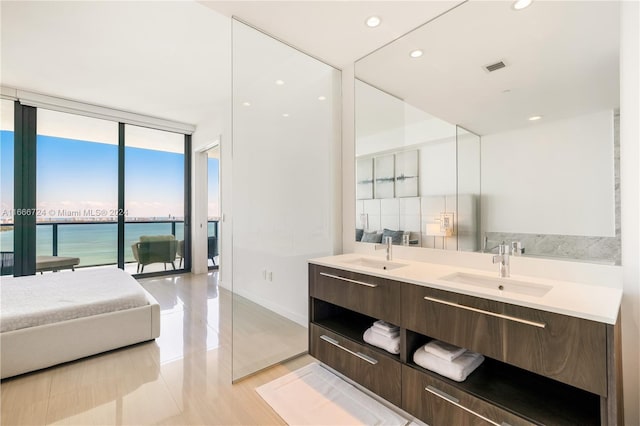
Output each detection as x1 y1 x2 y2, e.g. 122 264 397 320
310 324 402 406
402 365 534 426
403 284 607 396
502 303 607 396
310 265 401 325
403 284 505 361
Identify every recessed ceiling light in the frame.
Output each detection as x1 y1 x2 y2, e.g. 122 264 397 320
282 113 290 118
410 50 423 58
365 16 381 28
275 79 285 86
528 115 543 121
513 0 533 11
318 96 327 101
242 101 251 107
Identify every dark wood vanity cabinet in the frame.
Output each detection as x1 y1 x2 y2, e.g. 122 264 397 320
403 284 608 396
308 263 623 426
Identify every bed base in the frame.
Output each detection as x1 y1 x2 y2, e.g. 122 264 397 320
1 290 160 379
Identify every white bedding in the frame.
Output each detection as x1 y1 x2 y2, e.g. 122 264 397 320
1 268 149 333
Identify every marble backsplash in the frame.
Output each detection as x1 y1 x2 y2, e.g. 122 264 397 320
484 113 621 265
483 232 620 265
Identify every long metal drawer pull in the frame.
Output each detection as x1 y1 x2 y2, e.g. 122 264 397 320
320 335 378 365
423 296 546 329
320 272 378 288
425 385 501 426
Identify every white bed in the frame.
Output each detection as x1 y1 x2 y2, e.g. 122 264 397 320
0 268 160 379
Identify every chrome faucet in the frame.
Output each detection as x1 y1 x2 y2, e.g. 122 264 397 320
492 243 510 277
375 236 393 261
483 235 502 253
511 241 525 256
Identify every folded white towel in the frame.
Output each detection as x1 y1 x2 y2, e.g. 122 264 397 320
373 320 399 333
363 327 400 354
424 340 466 362
413 345 484 382
371 327 400 339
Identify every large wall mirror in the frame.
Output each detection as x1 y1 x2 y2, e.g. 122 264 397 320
355 1 620 264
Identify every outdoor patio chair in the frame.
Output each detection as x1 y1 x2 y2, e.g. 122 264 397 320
131 235 178 273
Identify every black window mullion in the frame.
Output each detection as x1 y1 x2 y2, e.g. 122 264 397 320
183 134 192 271
117 123 125 269
13 102 37 276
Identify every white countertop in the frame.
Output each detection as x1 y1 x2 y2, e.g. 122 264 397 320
309 253 622 324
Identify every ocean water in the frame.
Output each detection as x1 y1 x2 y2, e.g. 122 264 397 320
0 222 217 267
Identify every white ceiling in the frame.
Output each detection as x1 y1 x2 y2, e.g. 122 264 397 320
1 0 462 129
4 1 615 137
355 0 620 136
1 1 232 127
201 1 460 69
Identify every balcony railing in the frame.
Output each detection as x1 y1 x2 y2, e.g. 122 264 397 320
0 220 219 270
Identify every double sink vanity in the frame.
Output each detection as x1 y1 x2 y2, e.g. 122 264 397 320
308 253 623 425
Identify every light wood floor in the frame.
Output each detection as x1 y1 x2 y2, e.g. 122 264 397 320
0 271 314 425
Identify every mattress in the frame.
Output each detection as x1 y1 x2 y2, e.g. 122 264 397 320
1 268 150 333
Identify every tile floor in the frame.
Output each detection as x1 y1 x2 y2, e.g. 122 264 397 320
0 271 313 425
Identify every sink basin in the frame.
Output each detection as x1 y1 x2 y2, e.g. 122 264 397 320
440 272 552 297
344 257 407 271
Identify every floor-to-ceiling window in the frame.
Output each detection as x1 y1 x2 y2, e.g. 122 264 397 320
0 100 15 275
36 109 118 267
8 100 191 277
124 124 186 274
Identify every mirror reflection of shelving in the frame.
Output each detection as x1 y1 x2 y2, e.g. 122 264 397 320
354 79 480 252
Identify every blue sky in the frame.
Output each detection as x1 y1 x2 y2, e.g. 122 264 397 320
208 157 220 217
1 131 221 219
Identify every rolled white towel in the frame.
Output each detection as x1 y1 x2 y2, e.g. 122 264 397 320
413 345 484 382
424 340 466 362
373 320 399 333
363 327 400 354
371 327 400 339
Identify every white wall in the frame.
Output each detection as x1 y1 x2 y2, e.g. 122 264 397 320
355 81 457 158
620 1 640 423
418 139 456 196
482 110 616 237
355 80 404 156
404 103 457 147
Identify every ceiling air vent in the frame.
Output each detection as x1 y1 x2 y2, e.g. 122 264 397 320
484 61 506 72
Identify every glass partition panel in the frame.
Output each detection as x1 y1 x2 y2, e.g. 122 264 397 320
35 225 52 257
36 109 118 268
58 223 117 266
232 19 340 380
